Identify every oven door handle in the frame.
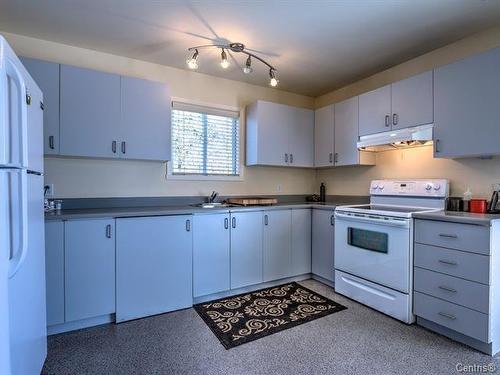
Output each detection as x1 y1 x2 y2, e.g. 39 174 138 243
334 212 410 228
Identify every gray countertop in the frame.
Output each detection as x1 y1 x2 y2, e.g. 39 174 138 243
44 202 345 221
413 210 500 225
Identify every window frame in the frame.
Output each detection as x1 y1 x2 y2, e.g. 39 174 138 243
166 98 244 181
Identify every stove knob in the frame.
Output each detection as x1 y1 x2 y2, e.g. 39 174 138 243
372 183 378 190
433 184 441 191
425 183 433 191
378 184 385 190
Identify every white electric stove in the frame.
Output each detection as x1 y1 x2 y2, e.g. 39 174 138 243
334 179 449 323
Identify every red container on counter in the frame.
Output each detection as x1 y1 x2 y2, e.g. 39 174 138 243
470 199 488 213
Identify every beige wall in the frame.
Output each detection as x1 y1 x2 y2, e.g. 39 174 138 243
315 26 500 199
2 32 316 198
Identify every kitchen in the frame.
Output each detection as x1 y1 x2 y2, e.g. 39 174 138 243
1 2 500 374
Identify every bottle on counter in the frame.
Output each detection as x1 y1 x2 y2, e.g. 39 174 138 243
319 182 326 203
463 187 472 212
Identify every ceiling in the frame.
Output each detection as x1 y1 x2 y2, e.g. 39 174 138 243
1 1 499 97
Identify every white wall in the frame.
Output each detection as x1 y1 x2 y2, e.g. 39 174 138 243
2 32 316 198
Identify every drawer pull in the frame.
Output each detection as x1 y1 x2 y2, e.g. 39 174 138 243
438 259 457 266
438 312 457 320
439 233 458 239
438 285 457 293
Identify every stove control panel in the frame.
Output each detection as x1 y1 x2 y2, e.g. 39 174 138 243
370 179 449 197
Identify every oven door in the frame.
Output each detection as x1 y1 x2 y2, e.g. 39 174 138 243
334 211 411 293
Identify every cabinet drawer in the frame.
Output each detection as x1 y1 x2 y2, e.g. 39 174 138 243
414 243 490 285
414 292 489 342
414 267 489 313
415 220 490 255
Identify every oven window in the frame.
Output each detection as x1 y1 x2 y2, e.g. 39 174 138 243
348 227 388 253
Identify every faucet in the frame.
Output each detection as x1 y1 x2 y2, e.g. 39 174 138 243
208 191 219 203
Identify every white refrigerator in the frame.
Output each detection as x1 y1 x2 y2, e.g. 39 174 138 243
0 35 47 375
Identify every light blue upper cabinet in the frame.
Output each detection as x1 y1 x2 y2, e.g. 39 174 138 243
64 219 116 322
246 100 314 167
115 215 193 323
193 213 230 298
314 105 335 167
20 57 60 155
120 76 171 161
359 84 391 136
60 65 121 158
334 96 375 167
230 211 263 289
291 209 312 276
434 46 500 158
312 209 335 282
263 210 292 282
391 71 433 130
44 220 65 326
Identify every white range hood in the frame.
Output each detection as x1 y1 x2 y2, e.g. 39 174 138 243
357 124 434 152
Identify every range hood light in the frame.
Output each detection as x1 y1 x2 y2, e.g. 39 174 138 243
357 124 434 152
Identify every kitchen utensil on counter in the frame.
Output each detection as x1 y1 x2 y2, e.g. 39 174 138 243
446 197 463 212
320 182 326 202
470 199 488 214
488 190 500 213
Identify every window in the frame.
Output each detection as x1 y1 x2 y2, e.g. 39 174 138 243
171 102 240 177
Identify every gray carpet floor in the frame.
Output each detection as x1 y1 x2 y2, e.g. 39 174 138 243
42 279 499 375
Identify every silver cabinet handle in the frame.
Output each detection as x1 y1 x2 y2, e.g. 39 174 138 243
385 115 390 127
232 217 236 228
439 259 457 266
264 215 268 226
435 139 440 153
49 135 55 150
392 113 398 125
329 153 333 163
439 233 458 239
224 217 229 229
106 224 112 238
438 312 456 320
438 286 457 293
186 219 191 232
284 153 289 163
290 154 293 164
334 153 338 164
112 141 117 154
330 215 334 226
121 141 126 154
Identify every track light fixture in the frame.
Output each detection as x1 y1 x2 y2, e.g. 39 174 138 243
186 42 278 87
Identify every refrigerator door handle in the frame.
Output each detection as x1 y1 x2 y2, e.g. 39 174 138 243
4 58 28 167
8 171 28 278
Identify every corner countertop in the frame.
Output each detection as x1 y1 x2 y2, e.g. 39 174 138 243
44 201 348 221
413 210 500 226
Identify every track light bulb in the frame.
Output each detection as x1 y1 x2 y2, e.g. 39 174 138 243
243 56 253 74
269 69 279 87
186 49 199 70
220 49 230 69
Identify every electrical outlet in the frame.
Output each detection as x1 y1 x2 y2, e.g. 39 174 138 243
44 184 54 197
276 184 282 193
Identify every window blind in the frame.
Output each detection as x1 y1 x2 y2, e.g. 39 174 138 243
171 102 240 176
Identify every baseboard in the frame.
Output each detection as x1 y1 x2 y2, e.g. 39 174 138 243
311 274 335 289
47 314 115 335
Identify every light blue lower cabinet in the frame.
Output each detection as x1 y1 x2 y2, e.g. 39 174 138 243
263 210 291 282
230 211 263 289
312 209 335 282
115 215 193 323
193 213 231 298
45 221 65 326
64 219 116 322
291 209 312 275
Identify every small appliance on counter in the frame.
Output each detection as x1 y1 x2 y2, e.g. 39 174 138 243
446 197 463 211
470 198 488 214
488 189 500 213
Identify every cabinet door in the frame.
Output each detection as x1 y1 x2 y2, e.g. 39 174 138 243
230 211 263 289
311 209 335 282
252 101 289 166
314 105 334 167
291 209 311 276
45 221 65 326
434 47 500 158
60 65 120 158
263 210 291 282
288 107 314 167
20 57 60 155
359 84 391 136
335 97 360 166
65 219 115 322
193 213 230 297
391 71 433 130
116 215 192 322
120 76 171 161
